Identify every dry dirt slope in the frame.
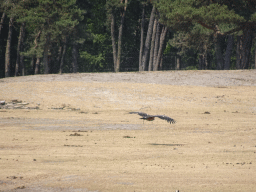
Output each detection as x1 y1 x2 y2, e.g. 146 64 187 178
0 70 256 192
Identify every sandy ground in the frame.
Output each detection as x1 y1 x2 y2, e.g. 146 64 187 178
0 70 256 192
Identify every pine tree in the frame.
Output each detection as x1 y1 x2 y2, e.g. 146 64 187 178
19 0 84 74
156 0 256 69
5 17 13 77
107 0 128 72
141 5 155 71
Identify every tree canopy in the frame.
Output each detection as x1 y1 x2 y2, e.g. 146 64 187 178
0 0 255 77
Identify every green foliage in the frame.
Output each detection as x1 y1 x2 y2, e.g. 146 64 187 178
154 0 256 70
19 0 84 57
156 0 247 33
75 0 113 72
185 65 197 70
80 51 106 72
79 31 113 72
1 0 256 77
250 13 256 22
168 23 213 62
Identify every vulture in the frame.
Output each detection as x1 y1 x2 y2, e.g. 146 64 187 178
129 112 176 124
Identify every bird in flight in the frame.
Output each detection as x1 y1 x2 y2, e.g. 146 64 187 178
129 112 176 124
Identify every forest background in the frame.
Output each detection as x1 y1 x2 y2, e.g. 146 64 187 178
0 0 256 78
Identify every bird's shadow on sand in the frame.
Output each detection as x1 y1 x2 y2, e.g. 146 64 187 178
148 143 185 146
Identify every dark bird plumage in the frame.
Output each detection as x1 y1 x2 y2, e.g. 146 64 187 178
129 112 176 124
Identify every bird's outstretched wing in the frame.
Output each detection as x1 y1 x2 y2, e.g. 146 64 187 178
129 112 176 124
129 112 149 117
154 115 176 124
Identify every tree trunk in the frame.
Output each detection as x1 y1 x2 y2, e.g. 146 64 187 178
148 19 157 71
30 57 36 75
139 4 145 71
199 54 207 70
32 31 41 74
224 35 234 70
236 35 242 69
205 51 211 69
141 6 156 71
199 55 203 70
153 22 160 71
20 22 26 76
56 46 63 68
215 33 224 70
176 53 181 70
159 55 163 70
20 27 25 76
111 11 117 71
254 38 256 69
20 55 25 76
236 26 253 70
0 12 5 35
154 25 167 71
5 17 14 77
59 37 67 74
15 22 26 76
72 42 78 73
43 33 51 74
35 57 40 74
204 44 208 69
240 26 253 69
33 30 41 50
115 0 127 72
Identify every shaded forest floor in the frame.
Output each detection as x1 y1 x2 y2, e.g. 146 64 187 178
0 70 256 192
